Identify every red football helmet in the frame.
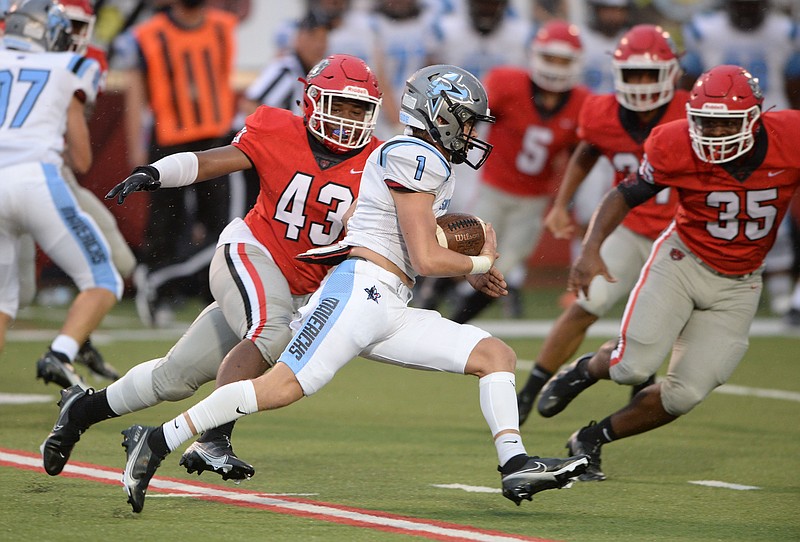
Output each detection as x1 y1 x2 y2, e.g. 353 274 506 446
687 64 763 164
612 24 680 112
529 20 583 93
60 0 95 54
302 54 382 153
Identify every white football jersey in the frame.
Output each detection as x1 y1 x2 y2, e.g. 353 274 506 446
0 49 100 169
432 10 532 81
344 135 454 279
579 27 624 95
683 10 800 111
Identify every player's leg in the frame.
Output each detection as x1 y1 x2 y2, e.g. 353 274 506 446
121 257 384 511
365 304 588 505
23 165 122 387
42 302 240 475
64 168 137 279
181 243 299 479
16 234 37 309
519 226 652 423
0 228 21 356
561 232 698 480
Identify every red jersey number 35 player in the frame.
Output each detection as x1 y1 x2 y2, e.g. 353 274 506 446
540 65 799 482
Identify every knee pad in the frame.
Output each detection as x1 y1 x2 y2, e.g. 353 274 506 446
151 353 208 402
659 378 705 416
609 360 654 386
253 323 293 367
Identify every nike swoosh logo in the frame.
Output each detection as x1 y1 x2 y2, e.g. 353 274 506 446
350 168 363 174
518 461 547 474
502 440 519 444
174 419 180 429
53 424 63 432
235 406 247 415
123 432 147 489
768 170 785 177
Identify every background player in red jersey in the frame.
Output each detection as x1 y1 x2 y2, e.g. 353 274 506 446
41 54 383 480
416 19 588 320
516 24 688 427
538 65 800 482
446 20 590 323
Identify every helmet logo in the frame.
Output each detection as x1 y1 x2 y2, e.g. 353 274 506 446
307 58 330 79
425 73 473 121
746 75 763 101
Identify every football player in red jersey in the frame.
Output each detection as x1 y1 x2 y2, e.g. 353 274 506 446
443 20 590 323
538 65 800 481
41 54 383 480
517 24 689 428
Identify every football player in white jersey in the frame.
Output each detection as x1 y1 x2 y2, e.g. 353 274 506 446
116 64 589 514
0 0 123 386
14 0 130 382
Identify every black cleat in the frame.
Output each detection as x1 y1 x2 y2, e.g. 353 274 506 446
500 455 589 505
537 353 597 418
121 425 165 513
41 385 90 475
517 390 536 426
566 422 606 482
179 436 255 481
74 340 120 381
36 350 85 389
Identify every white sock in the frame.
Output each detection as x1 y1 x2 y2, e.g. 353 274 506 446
479 371 526 466
106 359 160 415
163 414 195 452
161 381 259 453
50 335 79 361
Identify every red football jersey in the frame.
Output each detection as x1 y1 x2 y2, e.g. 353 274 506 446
233 106 382 295
644 112 800 275
578 90 689 239
482 67 589 196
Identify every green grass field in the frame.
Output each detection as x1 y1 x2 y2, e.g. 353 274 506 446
1 295 799 541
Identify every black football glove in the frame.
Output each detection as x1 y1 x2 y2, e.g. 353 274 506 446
105 165 161 204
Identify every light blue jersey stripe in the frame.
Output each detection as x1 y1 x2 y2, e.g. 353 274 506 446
279 259 356 373
43 163 120 294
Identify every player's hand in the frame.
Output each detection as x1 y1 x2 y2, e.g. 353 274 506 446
544 205 575 239
566 249 615 300
466 266 507 298
105 166 161 204
479 222 499 265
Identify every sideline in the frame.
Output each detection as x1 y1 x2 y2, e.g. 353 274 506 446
0 448 552 542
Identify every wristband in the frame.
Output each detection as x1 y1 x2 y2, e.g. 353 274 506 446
150 152 199 188
468 255 492 275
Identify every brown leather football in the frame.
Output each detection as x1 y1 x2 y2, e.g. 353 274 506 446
435 213 486 256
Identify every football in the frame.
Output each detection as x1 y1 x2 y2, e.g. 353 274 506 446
435 213 486 256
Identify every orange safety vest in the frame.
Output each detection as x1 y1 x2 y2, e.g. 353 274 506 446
134 9 237 146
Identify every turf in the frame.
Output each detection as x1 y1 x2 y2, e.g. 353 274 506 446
1 297 798 541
